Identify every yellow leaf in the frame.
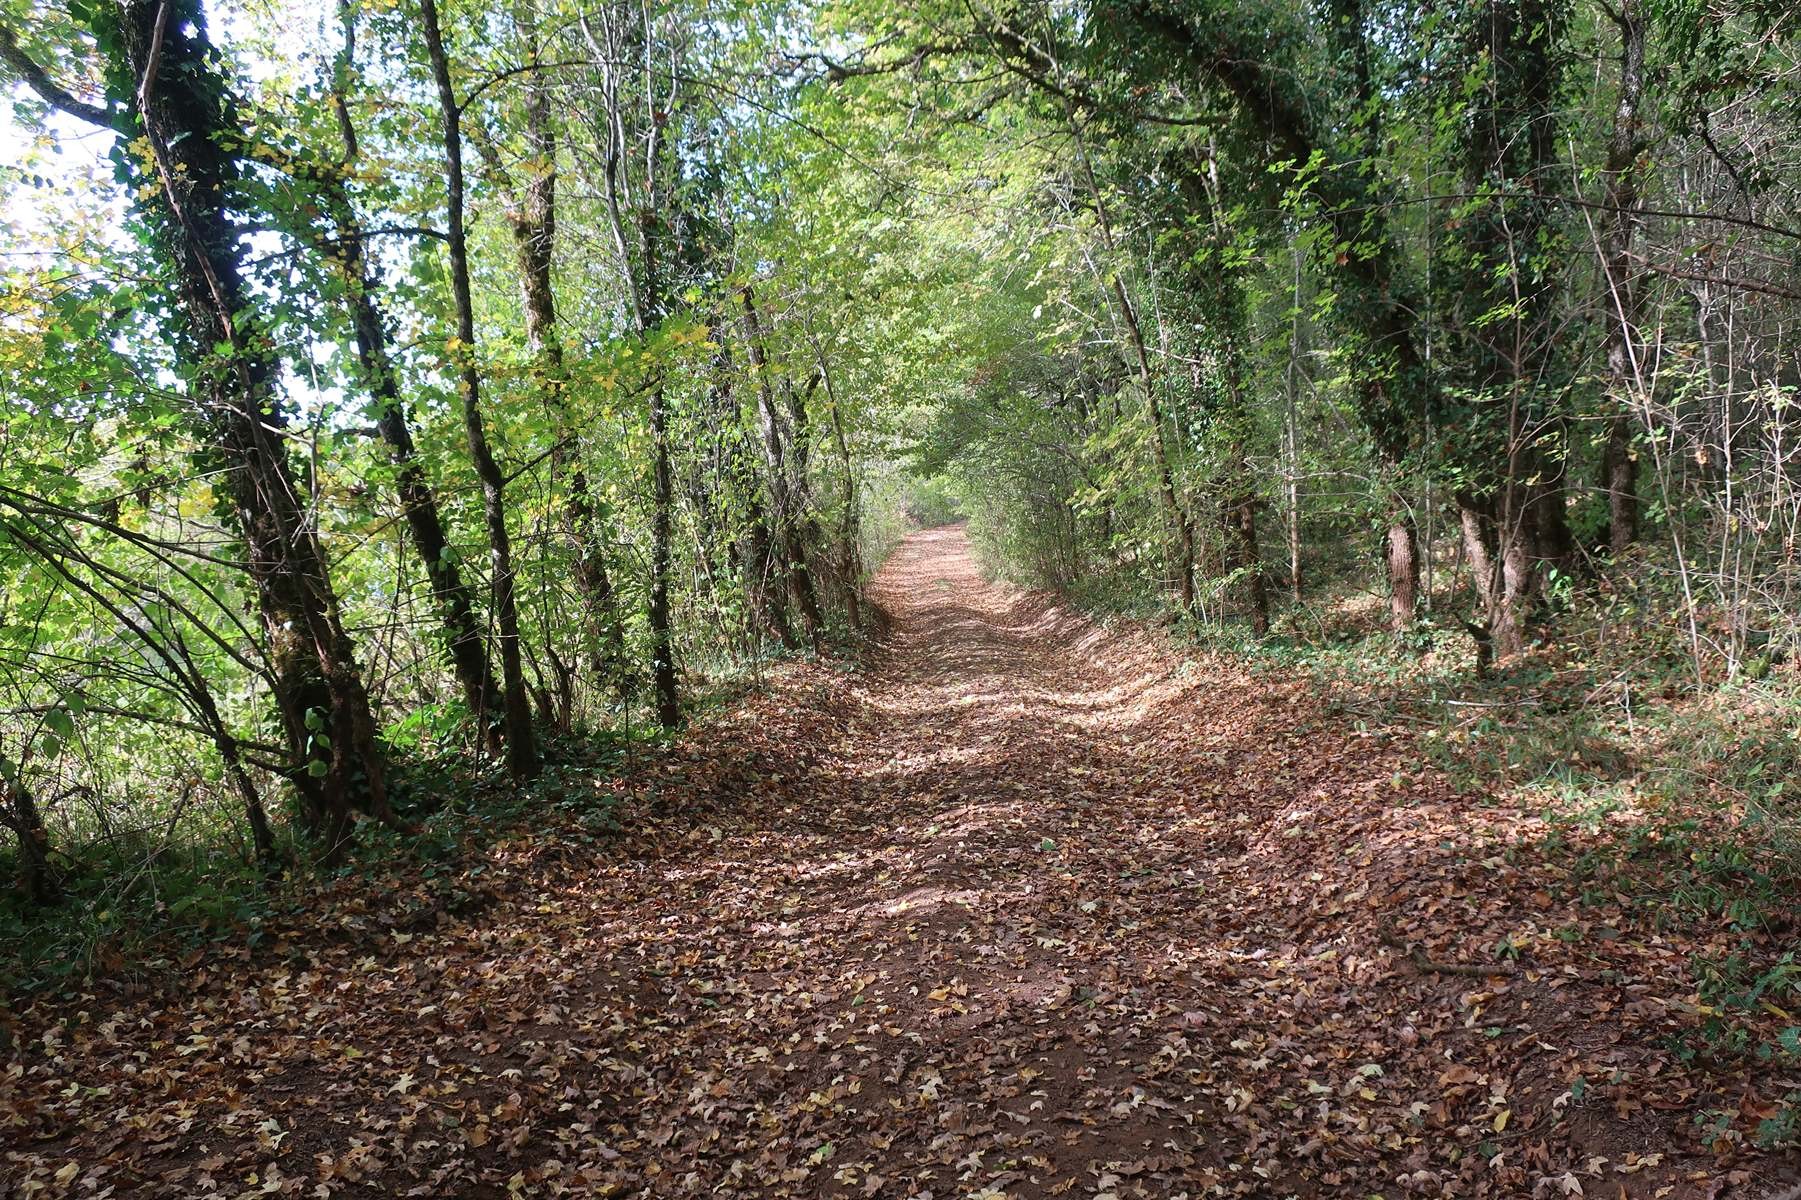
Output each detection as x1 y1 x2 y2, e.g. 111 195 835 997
1494 1109 1511 1132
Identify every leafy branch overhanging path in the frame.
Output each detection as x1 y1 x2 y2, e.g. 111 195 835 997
3 527 1790 1197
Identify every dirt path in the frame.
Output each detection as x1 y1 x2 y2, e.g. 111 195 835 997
4 528 1793 1198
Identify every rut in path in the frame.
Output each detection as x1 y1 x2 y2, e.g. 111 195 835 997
3 527 1781 1198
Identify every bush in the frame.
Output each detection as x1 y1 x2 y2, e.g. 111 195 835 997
903 475 965 527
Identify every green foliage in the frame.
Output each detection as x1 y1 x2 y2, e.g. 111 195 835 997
901 476 964 528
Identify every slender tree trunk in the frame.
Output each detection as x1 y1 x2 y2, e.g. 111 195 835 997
1064 107 1196 617
1110 276 1197 615
742 286 825 650
647 382 680 727
1218 345 1269 636
419 0 538 779
1532 473 1577 578
115 0 389 851
493 12 630 693
321 189 502 741
1285 243 1305 604
316 0 500 743
1383 499 1420 627
584 3 680 727
1496 525 1533 657
821 357 864 629
634 193 680 729
785 373 834 607
1387 523 1419 629
172 631 278 869
351 284 503 740
706 350 797 648
743 503 800 649
1227 486 1270 636
1440 0 1563 658
1460 490 1534 659
1600 0 1647 555
687 361 736 618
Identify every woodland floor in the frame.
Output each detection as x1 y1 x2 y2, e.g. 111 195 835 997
5 527 1800 1199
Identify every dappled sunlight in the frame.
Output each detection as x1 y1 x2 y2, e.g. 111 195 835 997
6 527 1782 1199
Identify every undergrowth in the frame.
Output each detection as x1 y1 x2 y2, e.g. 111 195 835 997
0 665 782 998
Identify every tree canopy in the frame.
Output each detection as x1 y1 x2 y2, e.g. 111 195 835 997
2 0 1800 1188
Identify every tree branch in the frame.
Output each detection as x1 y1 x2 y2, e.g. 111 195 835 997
0 18 120 131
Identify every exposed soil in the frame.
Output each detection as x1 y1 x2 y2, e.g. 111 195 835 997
4 527 1797 1198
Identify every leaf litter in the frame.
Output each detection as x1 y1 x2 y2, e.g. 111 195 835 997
3 528 1798 1198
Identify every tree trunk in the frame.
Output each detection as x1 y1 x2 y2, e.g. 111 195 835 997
1600 0 1647 555
1285 245 1305 604
743 505 800 650
320 187 502 743
115 0 389 850
584 2 681 726
648 385 680 727
824 367 864 630
3 778 57 905
1436 0 1563 659
705 351 797 648
1228 490 1270 636
1531 474 1577 579
1386 522 1419 629
493 13 630 694
742 286 825 650
419 0 538 779
1460 493 1535 659
316 0 500 745
1110 276 1197 616
174 631 278 870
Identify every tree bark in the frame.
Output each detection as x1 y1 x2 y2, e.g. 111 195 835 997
1228 489 1270 636
742 286 825 650
1434 0 1563 659
113 0 390 850
1460 493 1533 659
1110 276 1197 615
703 350 797 648
2 777 57 905
306 45 502 742
1387 523 1419 630
1285 244 1305 604
647 384 680 728
584 3 681 727
485 9 630 694
419 0 538 779
820 353 864 629
1600 0 1647 555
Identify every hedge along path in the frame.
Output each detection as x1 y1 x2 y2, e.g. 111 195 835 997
3 526 1794 1198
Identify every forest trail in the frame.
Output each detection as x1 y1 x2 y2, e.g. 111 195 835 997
4 528 1792 1198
